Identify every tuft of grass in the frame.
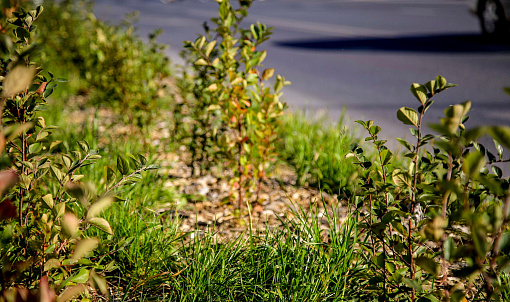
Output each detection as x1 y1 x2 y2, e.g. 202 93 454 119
165 200 361 301
278 111 359 194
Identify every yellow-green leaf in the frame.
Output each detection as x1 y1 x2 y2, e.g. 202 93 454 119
397 107 419 127
72 238 99 260
194 58 208 66
261 68 274 80
62 213 79 237
490 126 510 149
463 151 485 178
88 217 113 235
58 284 87 302
204 40 216 57
42 194 53 209
410 83 427 105
86 196 113 219
43 258 61 272
54 202 65 218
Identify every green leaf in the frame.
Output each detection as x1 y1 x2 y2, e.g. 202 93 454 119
28 142 42 154
50 165 63 182
369 125 381 136
498 231 510 252
104 165 116 186
87 154 102 160
494 139 504 159
472 223 488 257
86 196 114 219
2 65 37 97
436 75 447 90
396 138 412 151
464 126 488 142
380 149 393 166
42 87 54 98
54 202 65 218
62 155 72 168
42 194 53 209
204 40 216 57
50 140 62 150
72 238 99 260
77 141 89 153
374 252 385 268
36 131 49 141
397 107 419 127
450 289 466 302
72 174 85 182
403 277 422 292
90 270 108 295
88 217 113 235
117 156 130 175
145 164 160 170
442 101 471 135
70 268 89 284
194 58 209 66
489 126 510 149
415 256 439 277
462 151 485 178
444 236 455 261
261 68 274 80
419 294 440 302
424 80 435 94
392 169 412 187
410 83 427 105
43 258 60 272
137 154 147 166
423 216 447 241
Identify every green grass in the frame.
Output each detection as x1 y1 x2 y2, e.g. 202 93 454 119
278 111 359 194
164 201 360 301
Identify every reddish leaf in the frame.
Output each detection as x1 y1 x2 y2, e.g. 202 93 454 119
0 200 17 221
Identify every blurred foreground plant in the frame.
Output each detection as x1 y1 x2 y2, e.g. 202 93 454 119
0 5 157 301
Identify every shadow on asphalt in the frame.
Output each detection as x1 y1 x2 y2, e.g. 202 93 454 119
274 33 510 53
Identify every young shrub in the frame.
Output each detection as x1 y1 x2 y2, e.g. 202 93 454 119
0 6 157 299
347 76 510 301
37 0 173 130
177 0 288 208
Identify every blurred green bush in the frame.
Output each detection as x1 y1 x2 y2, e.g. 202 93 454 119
37 0 173 128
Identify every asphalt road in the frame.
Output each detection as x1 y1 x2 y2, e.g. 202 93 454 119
94 0 510 144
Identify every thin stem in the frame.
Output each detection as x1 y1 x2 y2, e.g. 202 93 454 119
238 117 243 210
441 154 453 289
490 193 510 270
105 167 151 195
408 102 426 302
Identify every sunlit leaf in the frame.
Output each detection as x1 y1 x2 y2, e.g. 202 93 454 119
42 194 53 209
397 107 419 127
88 217 113 235
410 83 427 105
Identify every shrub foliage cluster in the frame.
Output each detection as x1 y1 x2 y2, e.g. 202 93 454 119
348 77 510 301
176 0 289 207
0 0 509 301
